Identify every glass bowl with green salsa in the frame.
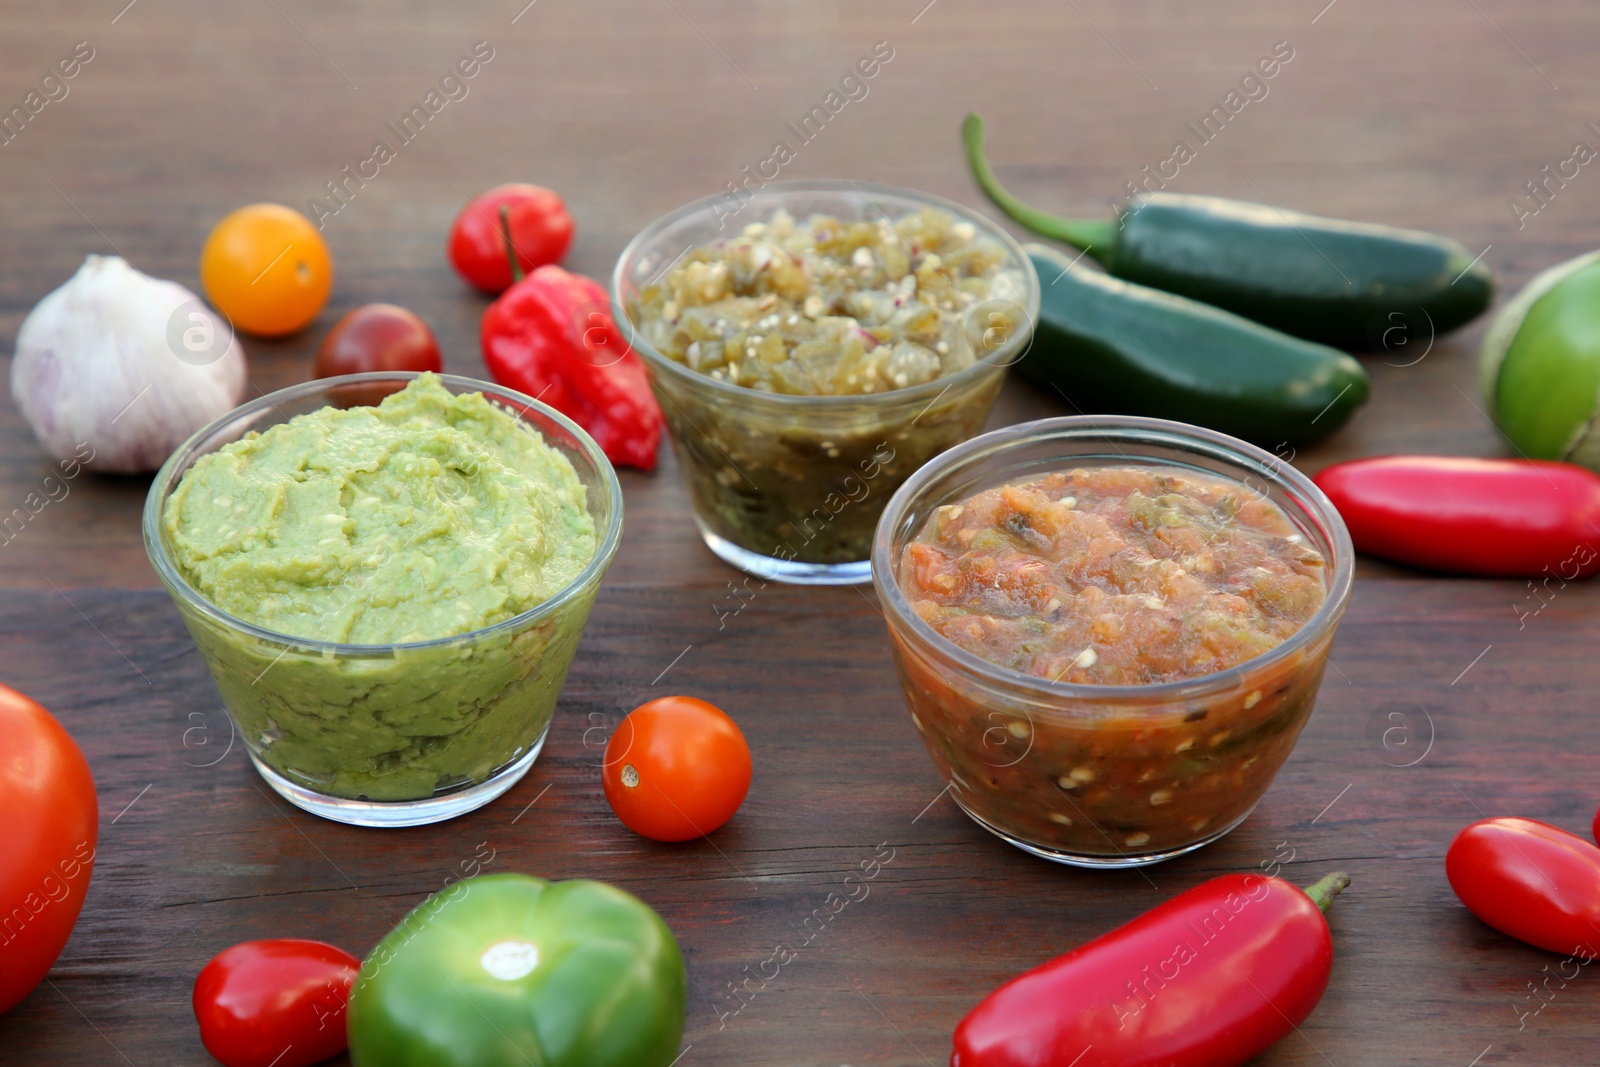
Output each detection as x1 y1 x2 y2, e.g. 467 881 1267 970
871 416 1354 868
613 180 1039 585
144 372 623 827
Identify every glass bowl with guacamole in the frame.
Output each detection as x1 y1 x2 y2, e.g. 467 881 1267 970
871 416 1354 867
144 372 623 827
613 180 1039 585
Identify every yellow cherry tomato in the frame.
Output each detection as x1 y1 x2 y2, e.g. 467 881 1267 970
200 204 332 337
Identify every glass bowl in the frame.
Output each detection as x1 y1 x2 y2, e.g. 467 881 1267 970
612 179 1040 585
144 372 623 827
871 416 1354 867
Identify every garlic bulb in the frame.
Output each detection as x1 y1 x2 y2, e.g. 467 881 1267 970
10 255 247 474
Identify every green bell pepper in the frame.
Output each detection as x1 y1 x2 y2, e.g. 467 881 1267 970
965 112 1494 349
348 873 686 1067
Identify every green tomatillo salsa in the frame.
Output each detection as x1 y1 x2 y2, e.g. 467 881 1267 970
626 205 1030 568
161 374 600 801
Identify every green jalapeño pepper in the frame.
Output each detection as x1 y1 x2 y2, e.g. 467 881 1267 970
1021 244 1369 445
348 874 686 1067
966 113 1493 349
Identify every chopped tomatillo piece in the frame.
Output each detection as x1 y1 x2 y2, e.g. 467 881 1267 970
631 205 1029 395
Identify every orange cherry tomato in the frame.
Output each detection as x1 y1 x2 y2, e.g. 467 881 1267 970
602 696 751 842
201 204 332 337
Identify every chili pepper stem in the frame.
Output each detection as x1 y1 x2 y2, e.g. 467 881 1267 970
497 204 526 285
962 112 1118 265
1302 871 1352 913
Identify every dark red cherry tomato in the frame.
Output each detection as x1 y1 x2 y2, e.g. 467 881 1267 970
1447 817 1600 956
193 939 360 1067
313 304 441 379
449 183 574 294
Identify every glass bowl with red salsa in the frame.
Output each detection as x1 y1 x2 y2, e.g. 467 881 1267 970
870 416 1354 867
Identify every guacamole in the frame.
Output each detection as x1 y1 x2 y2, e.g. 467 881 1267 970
160 374 604 802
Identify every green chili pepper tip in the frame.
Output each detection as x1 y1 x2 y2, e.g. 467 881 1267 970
962 112 1117 264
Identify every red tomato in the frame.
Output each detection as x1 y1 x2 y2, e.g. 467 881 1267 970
449 183 574 294
193 939 360 1067
0 684 97 1015
313 304 442 379
602 696 752 842
1593 803 1599 847
1446 817 1600 956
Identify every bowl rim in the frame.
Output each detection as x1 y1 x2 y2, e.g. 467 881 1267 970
143 370 625 656
609 178 1042 409
870 414 1356 702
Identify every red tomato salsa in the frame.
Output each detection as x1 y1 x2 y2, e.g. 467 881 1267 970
899 467 1326 684
891 466 1333 858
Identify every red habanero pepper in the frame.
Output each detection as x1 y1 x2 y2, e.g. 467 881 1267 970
481 262 662 471
1447 818 1600 957
951 872 1349 1067
1312 455 1600 578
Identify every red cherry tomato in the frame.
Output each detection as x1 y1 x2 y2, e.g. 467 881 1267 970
193 939 360 1067
0 683 97 1016
1593 804 1599 847
1446 817 1600 956
602 696 752 842
449 183 574 294
313 304 441 379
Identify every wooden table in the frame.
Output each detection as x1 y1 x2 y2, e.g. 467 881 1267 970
3 1 1598 1063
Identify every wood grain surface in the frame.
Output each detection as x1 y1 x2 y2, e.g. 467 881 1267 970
2 0 1598 1063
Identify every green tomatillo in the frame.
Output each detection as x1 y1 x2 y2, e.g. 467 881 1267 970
347 873 686 1067
1481 249 1600 470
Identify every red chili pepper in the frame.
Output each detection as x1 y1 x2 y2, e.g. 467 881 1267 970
1312 455 1600 578
479 212 661 470
192 939 360 1067
1447 817 1600 956
950 871 1349 1067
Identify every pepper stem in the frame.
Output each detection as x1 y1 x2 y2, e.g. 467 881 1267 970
1302 871 1352 913
497 204 525 285
962 112 1118 265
